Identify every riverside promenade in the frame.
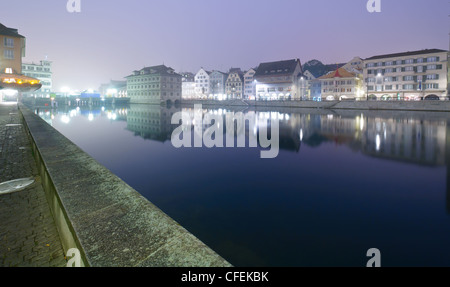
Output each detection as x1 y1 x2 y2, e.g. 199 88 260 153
0 103 67 267
3 103 231 267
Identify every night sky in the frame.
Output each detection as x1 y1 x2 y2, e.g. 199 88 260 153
1 0 448 91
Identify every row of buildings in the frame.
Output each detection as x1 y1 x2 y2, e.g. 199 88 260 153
116 48 449 105
1 22 448 105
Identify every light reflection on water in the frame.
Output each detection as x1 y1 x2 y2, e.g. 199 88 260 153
34 104 450 267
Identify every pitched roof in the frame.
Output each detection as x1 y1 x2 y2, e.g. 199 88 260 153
0 23 25 38
365 49 447 61
254 59 301 77
126 65 180 77
318 67 356 79
229 68 243 74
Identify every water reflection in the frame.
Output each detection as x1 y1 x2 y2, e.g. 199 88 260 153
34 104 450 215
31 103 450 266
126 104 180 142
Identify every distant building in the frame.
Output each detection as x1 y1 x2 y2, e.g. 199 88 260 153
254 59 303 100
244 68 256 100
318 67 364 101
310 57 364 101
22 60 53 96
209 70 228 99
99 80 127 97
180 72 195 82
342 56 364 73
0 23 25 74
180 72 196 99
195 68 211 98
302 70 318 100
225 68 244 99
126 65 182 105
363 49 449 101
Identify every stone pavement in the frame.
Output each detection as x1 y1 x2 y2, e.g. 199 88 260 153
0 103 67 267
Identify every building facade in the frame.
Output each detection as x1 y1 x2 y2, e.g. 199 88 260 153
309 79 322 101
194 68 211 99
22 60 52 96
0 23 25 74
126 65 182 105
180 72 196 99
363 49 449 101
319 67 364 101
209 70 228 99
254 59 303 101
225 68 244 99
244 68 256 100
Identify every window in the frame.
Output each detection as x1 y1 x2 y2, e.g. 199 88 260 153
424 83 439 89
405 59 414 64
426 74 439 80
4 38 14 47
4 49 14 59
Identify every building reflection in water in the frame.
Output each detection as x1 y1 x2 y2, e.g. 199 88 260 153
126 104 181 142
35 103 450 214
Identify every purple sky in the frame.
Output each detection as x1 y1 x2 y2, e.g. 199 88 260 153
1 0 448 92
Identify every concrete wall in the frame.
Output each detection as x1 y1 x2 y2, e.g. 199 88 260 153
18 104 231 267
181 99 450 112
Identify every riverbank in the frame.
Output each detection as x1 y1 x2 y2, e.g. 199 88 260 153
17 104 232 267
181 99 450 112
0 103 67 267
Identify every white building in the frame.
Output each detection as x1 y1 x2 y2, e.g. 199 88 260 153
318 67 364 101
363 49 449 101
254 59 303 101
244 68 256 100
195 68 211 99
180 72 196 99
22 60 52 97
225 68 244 99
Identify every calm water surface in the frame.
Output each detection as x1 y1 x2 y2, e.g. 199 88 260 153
35 104 450 267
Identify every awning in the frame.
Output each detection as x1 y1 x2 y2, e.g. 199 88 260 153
0 73 42 92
